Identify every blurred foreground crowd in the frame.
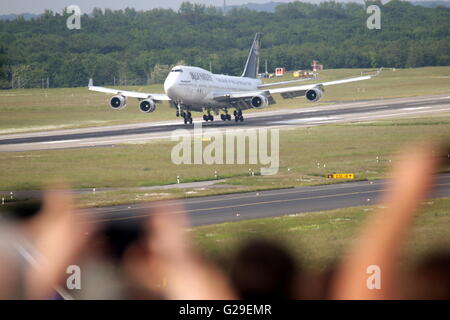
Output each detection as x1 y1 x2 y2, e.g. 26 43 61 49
0 143 449 300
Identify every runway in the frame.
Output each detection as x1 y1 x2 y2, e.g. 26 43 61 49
82 173 450 226
1 94 450 152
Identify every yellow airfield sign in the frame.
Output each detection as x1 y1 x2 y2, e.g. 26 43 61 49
327 173 355 179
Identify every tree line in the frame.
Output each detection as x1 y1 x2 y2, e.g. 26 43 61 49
0 0 449 88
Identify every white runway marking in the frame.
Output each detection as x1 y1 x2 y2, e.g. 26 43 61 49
42 139 81 144
272 117 337 124
402 106 432 111
425 96 450 100
350 107 450 121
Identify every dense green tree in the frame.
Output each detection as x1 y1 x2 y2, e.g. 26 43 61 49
0 1 449 88
10 64 47 88
151 64 171 83
0 46 9 88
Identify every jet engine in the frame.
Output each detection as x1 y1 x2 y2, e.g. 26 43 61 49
305 87 323 102
250 95 269 109
139 99 157 113
110 95 126 110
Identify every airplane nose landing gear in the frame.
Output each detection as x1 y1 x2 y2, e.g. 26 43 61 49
181 111 192 124
176 104 192 124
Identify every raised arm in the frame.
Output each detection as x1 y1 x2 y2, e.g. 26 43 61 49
330 143 443 299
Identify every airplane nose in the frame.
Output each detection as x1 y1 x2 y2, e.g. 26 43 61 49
164 76 177 97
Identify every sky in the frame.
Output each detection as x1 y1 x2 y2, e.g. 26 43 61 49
0 0 361 14
0 0 444 14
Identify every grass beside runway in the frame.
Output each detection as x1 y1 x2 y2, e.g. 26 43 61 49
0 116 449 208
192 197 450 270
0 66 449 134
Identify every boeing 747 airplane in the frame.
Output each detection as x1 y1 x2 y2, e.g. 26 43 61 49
89 33 372 124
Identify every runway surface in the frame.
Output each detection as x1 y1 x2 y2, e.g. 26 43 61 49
1 94 450 152
82 173 450 226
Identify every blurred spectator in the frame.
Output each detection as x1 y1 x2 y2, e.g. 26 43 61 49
0 142 449 300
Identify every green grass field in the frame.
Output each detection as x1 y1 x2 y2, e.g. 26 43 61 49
193 197 450 270
1 115 449 208
1 67 449 134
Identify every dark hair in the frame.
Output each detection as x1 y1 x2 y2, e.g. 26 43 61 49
230 239 298 300
100 220 146 261
412 252 450 299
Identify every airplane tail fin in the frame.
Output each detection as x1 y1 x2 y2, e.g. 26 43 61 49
241 33 262 79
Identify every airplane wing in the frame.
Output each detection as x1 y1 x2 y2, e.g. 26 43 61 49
257 77 315 89
88 79 171 102
269 75 372 98
213 75 372 103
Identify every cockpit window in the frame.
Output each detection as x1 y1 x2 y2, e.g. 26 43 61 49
171 69 183 73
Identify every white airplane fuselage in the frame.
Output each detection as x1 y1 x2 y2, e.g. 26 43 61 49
164 66 262 111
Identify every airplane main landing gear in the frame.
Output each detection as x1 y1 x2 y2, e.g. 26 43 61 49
220 114 231 121
203 112 214 122
234 110 244 122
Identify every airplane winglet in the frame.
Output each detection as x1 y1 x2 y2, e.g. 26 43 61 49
88 78 93 87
